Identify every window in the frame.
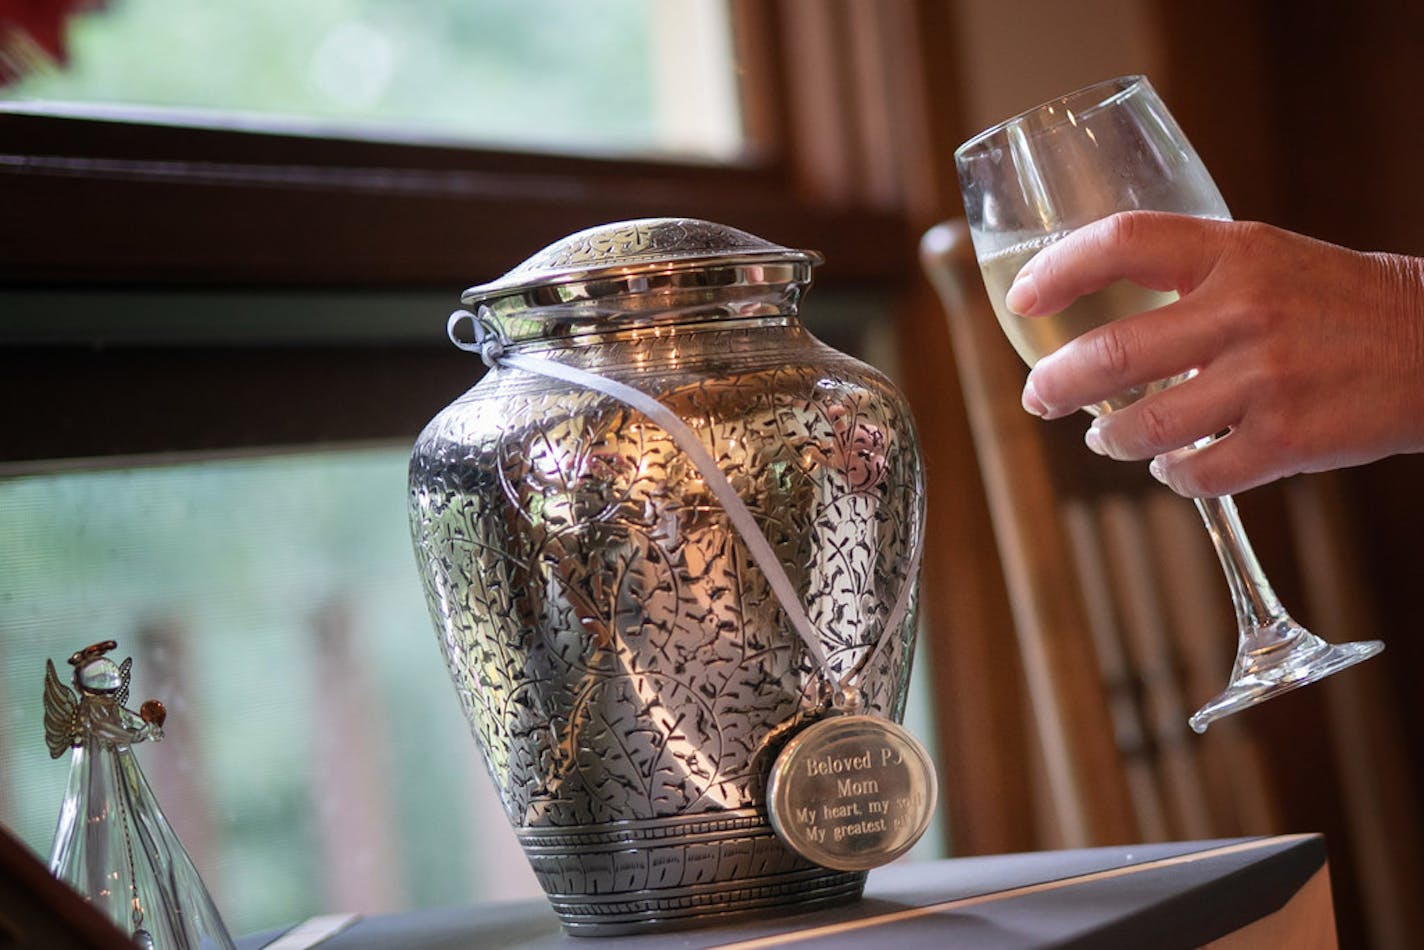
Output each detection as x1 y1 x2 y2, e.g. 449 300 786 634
0 0 940 938
3 0 742 160
0 450 540 932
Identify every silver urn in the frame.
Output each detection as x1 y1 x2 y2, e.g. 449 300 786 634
408 218 926 934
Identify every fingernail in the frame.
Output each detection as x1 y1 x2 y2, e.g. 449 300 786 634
1084 424 1106 456
1149 457 1167 484
1021 377 1046 416
1005 271 1038 315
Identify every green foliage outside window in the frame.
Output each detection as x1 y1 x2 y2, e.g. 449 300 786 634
4 0 739 157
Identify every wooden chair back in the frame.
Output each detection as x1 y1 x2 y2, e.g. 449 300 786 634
919 218 1283 848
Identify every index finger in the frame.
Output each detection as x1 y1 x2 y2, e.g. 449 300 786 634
1005 211 1228 317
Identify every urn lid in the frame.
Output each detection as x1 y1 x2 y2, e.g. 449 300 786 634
460 218 823 342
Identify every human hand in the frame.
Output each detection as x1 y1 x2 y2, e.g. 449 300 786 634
1007 211 1424 497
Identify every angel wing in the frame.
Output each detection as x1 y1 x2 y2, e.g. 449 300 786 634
43 660 81 759
115 655 133 709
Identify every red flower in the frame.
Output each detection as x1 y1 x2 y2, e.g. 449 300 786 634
0 0 104 86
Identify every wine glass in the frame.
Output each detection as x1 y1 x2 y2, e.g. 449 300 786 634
954 75 1384 733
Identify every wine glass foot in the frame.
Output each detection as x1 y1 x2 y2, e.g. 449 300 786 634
1188 634 1384 734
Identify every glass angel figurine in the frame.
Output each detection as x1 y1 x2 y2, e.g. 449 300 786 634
44 640 235 950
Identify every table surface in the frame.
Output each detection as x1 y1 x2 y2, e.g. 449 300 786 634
239 834 1327 950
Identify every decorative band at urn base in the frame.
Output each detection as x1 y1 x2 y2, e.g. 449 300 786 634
517 809 866 935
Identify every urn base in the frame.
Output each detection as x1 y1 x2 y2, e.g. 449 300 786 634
518 808 866 935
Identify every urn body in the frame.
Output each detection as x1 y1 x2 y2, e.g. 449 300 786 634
408 219 926 934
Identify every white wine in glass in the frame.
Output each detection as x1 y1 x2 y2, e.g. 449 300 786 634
978 235 1181 413
955 75 1383 733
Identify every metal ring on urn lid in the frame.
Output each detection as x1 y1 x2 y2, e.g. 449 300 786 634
461 218 824 345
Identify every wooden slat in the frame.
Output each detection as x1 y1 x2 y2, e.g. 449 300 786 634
1061 500 1160 842
898 284 1034 856
1097 496 1212 840
1286 474 1424 950
920 219 1135 847
770 0 859 208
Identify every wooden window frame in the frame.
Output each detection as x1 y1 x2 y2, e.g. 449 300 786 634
0 4 913 292
0 106 913 289
0 3 1033 873
0 2 917 465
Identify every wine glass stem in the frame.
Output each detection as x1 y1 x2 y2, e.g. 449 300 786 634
1193 494 1293 647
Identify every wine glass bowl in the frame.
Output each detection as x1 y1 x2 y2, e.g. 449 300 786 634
954 75 1383 733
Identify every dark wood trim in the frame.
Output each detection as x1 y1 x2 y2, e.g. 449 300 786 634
0 823 133 948
728 0 791 165
0 345 481 465
0 108 915 289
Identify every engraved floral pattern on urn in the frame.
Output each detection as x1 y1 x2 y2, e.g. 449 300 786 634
407 219 925 934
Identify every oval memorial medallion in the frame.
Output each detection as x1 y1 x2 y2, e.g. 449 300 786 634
766 714 937 871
